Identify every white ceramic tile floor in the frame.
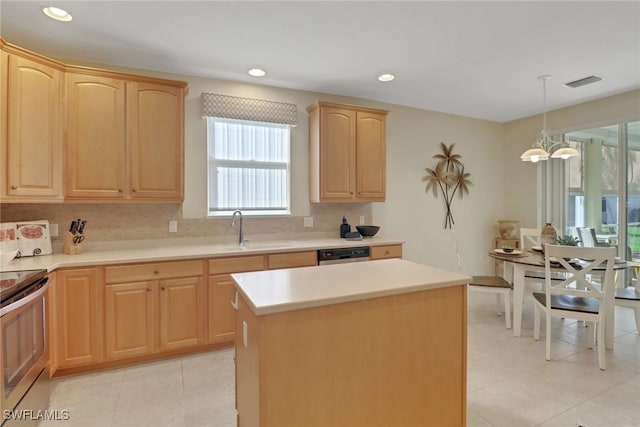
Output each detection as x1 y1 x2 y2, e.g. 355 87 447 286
40 291 639 427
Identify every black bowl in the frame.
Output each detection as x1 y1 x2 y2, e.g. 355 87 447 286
355 225 380 237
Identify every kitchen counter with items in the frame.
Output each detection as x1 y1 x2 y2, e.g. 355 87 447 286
0 236 405 273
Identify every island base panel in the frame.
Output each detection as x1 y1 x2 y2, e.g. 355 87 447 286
235 284 467 427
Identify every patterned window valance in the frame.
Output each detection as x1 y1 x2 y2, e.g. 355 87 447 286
201 92 297 126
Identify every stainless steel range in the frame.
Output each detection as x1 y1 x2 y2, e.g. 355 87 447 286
1 269 50 427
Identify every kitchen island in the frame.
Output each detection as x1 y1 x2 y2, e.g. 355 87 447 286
231 259 471 427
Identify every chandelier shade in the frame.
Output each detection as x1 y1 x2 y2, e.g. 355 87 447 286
520 75 580 162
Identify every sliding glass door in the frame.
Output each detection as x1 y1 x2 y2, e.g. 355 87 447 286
565 125 620 240
559 120 640 281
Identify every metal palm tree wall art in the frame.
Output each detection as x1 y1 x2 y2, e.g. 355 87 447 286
423 143 473 229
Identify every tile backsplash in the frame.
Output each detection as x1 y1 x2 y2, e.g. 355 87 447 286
1 203 373 243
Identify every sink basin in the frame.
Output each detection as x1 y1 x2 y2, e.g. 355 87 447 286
240 241 292 250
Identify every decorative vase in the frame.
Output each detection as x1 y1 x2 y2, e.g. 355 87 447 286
540 222 557 246
498 220 519 239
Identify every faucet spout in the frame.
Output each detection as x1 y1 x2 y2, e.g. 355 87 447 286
231 210 245 246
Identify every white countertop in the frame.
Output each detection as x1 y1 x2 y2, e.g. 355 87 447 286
231 258 471 315
0 236 404 273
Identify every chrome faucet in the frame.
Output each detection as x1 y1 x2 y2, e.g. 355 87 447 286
231 210 247 246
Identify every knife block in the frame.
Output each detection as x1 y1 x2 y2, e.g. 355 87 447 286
62 232 84 255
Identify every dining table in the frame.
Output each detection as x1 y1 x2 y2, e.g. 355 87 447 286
489 248 629 349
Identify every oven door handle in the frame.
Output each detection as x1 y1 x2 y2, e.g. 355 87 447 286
0 281 49 317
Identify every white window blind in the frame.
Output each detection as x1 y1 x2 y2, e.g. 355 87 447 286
207 118 290 215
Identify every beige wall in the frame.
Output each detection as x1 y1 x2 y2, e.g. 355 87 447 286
3 53 638 275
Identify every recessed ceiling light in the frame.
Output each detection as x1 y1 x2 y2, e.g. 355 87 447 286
248 68 266 77
378 73 395 82
42 6 72 22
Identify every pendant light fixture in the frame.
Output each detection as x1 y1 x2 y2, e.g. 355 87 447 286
520 75 580 162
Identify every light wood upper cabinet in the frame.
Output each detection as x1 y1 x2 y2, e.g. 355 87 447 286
65 74 186 202
65 73 127 199
355 111 386 199
307 102 388 202
1 39 187 203
127 82 184 200
1 50 63 201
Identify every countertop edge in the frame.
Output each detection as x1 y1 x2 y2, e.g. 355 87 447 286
237 278 470 316
231 259 472 316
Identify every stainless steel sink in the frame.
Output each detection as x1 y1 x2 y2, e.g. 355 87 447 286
239 241 293 250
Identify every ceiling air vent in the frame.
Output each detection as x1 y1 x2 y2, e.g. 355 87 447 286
565 75 602 88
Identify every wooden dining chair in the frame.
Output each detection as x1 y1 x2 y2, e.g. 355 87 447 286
533 244 616 370
468 276 512 329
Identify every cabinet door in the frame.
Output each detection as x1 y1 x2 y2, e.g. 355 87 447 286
208 275 237 344
356 111 386 201
65 73 126 199
55 268 101 367
267 251 317 269
2 53 62 199
105 281 155 359
159 276 203 350
319 106 357 200
370 244 403 260
127 82 184 200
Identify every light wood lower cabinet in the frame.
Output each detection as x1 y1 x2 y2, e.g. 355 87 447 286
160 276 203 350
208 256 265 344
54 268 102 368
50 247 400 375
104 260 205 360
208 252 317 344
266 251 317 270
104 281 154 360
370 244 403 260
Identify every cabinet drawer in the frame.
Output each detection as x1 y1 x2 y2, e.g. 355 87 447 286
268 251 317 270
370 245 403 260
105 260 204 283
208 256 265 275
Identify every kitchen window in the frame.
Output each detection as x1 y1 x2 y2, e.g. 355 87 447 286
207 118 291 216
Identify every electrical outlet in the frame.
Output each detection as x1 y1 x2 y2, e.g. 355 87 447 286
303 217 314 227
359 216 365 225
169 220 178 233
50 223 59 237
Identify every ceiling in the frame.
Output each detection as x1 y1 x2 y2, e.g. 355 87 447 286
1 1 639 123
